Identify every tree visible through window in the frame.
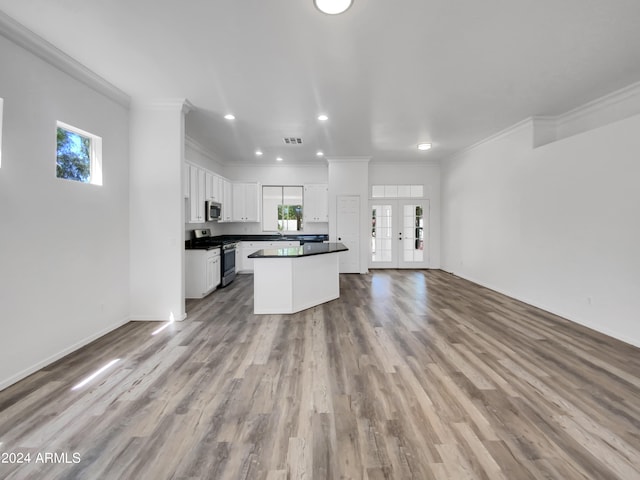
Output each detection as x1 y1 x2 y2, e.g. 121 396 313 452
277 204 303 231
57 127 90 182
263 186 304 232
56 122 102 185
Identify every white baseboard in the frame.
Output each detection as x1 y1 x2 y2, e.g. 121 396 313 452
441 268 640 349
0 316 130 392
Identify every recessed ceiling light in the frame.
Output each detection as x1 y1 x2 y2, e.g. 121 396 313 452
255 150 263 156
276 157 283 162
317 114 329 121
314 0 353 15
417 143 432 151
224 114 235 120
316 151 324 157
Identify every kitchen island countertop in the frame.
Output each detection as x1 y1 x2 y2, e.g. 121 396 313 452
248 242 348 259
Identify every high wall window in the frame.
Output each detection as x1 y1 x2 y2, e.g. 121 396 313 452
262 186 303 232
56 121 102 185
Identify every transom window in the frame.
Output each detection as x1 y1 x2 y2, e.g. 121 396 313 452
371 184 423 198
262 186 304 232
56 121 102 185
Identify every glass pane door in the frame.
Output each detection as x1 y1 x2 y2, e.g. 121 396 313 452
399 202 427 267
370 200 429 269
371 203 395 266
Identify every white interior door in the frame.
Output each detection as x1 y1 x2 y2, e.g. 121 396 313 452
370 200 429 269
336 195 360 273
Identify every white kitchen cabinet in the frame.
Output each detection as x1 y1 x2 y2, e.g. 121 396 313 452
205 172 222 202
232 183 260 222
183 163 189 199
304 184 329 222
185 248 221 298
237 240 300 273
188 164 206 223
238 241 260 273
220 178 233 222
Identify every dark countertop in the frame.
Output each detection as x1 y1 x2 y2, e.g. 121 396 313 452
185 233 328 250
222 234 328 243
248 242 348 259
186 245 220 251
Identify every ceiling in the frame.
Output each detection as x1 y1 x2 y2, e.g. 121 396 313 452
2 0 640 164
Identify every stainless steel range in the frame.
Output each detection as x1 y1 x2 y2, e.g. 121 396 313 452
191 229 237 287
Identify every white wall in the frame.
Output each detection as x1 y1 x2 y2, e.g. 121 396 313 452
369 163 441 268
0 33 130 388
441 113 640 347
130 101 189 322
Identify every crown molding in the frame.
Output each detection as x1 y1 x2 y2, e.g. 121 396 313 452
0 10 130 108
185 135 213 159
447 80 640 160
131 98 194 113
556 80 640 127
450 118 534 161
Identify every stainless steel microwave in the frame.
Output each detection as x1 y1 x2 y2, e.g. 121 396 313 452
206 201 222 221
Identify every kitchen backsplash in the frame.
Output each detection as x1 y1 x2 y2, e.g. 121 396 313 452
185 220 328 240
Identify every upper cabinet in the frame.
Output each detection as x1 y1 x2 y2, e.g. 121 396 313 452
205 172 222 203
187 164 206 223
183 163 190 199
220 178 233 222
304 184 329 222
185 162 230 223
232 183 260 222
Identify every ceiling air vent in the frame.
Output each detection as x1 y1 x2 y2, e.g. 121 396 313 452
283 137 303 145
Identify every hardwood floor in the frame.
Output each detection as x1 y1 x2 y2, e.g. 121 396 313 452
1 270 639 479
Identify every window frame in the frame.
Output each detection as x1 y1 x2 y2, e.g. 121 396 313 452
56 121 103 185
262 185 304 233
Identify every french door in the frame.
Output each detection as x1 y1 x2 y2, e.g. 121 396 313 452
369 200 429 268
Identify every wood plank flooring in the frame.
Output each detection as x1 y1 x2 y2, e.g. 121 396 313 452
1 270 639 479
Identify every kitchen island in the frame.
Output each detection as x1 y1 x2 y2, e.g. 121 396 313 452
248 242 348 314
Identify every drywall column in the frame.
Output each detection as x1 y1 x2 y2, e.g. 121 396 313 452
328 157 370 274
130 99 192 321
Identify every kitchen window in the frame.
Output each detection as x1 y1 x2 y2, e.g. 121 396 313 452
262 185 303 232
56 121 102 185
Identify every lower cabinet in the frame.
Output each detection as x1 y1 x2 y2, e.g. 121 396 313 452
185 248 221 298
237 241 300 273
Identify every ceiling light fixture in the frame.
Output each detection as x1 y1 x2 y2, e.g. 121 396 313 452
318 114 329 121
417 143 432 151
314 0 353 15
316 151 324 157
276 157 283 162
224 114 235 120
255 150 263 156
